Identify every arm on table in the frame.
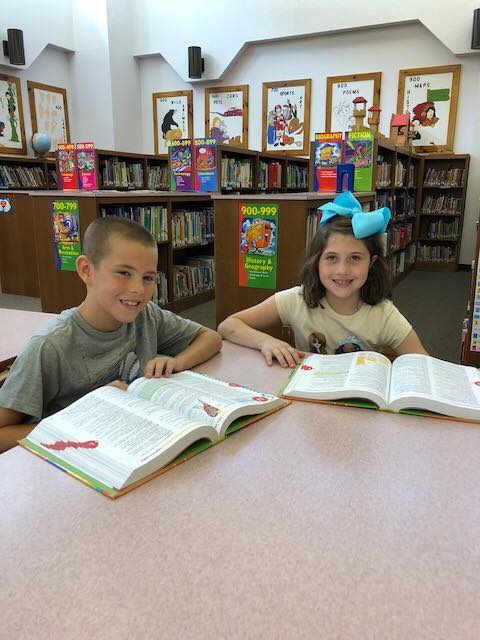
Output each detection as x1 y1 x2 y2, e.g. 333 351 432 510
395 329 429 356
0 407 36 453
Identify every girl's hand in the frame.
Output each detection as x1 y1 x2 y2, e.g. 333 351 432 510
144 356 182 378
259 338 305 368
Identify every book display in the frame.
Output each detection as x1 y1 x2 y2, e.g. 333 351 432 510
281 351 480 423
416 154 469 271
20 370 288 498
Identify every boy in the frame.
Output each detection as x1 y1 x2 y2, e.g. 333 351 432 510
0 217 222 452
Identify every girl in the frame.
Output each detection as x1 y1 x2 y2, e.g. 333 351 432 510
218 192 427 368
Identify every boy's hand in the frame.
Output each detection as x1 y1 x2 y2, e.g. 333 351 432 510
108 380 128 391
259 338 305 368
144 356 182 379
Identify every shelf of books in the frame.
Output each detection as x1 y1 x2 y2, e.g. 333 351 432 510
218 145 257 193
31 192 214 314
416 153 470 272
0 154 57 190
145 154 169 191
375 141 420 285
96 150 148 190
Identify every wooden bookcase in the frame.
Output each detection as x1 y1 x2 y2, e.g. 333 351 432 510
31 191 214 314
213 191 375 338
415 153 470 271
0 154 57 191
145 153 169 190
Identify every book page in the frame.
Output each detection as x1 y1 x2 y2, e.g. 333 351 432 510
128 371 282 434
283 352 390 406
27 386 215 488
390 355 480 411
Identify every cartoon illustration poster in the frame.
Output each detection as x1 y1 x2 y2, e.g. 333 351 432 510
154 91 192 155
239 202 278 289
169 139 193 191
206 86 247 147
400 71 456 149
313 132 343 192
328 78 377 133
52 200 81 271
194 138 218 192
263 80 311 155
344 130 373 192
76 142 97 190
0 75 26 154
57 143 78 190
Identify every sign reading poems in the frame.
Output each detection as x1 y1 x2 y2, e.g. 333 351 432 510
27 81 70 156
52 199 81 271
205 85 249 148
397 65 460 152
0 74 26 155
262 79 311 155
239 202 278 289
153 90 193 155
326 72 381 133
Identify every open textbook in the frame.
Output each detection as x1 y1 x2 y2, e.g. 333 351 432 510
281 351 480 422
20 371 288 498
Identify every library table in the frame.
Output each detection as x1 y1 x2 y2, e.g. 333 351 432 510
0 308 56 370
2 342 479 639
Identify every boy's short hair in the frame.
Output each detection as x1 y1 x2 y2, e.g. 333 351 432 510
83 216 157 265
300 216 392 308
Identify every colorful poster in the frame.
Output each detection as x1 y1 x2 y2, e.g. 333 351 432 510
76 142 97 190
344 131 373 192
57 143 78 190
263 80 311 155
153 91 192 155
313 132 343 192
169 139 193 191
206 86 247 147
52 200 81 271
0 197 12 214
194 138 218 192
239 202 278 289
328 76 378 133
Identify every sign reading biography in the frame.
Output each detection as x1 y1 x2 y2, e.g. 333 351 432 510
313 132 343 192
52 199 81 271
239 202 278 289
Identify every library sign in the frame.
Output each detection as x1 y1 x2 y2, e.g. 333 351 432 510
52 199 81 271
238 202 278 289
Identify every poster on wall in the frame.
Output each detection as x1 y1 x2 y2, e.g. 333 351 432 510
27 81 70 156
153 90 193 155
169 139 193 191
239 202 278 289
262 79 311 155
325 72 381 133
204 85 248 148
52 199 81 271
0 74 26 155
397 65 460 152
194 138 218 192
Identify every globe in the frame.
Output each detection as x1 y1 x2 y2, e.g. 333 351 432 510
32 132 52 156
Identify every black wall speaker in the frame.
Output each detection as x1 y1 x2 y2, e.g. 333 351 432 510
472 9 480 49
188 46 204 79
3 29 25 65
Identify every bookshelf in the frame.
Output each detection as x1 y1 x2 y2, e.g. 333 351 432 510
95 150 147 190
31 192 214 314
0 154 57 190
416 153 470 271
145 154 169 191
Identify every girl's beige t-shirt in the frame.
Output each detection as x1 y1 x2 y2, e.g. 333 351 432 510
275 286 412 355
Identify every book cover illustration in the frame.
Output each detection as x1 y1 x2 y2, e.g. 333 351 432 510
194 138 218 192
313 132 343 192
344 131 373 192
169 139 193 191
57 143 78 190
76 142 97 190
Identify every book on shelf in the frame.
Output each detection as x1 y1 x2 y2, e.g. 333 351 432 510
286 162 308 190
101 158 144 189
421 194 463 216
259 160 282 190
417 244 456 263
147 163 169 190
100 204 168 242
152 270 168 306
172 207 214 247
20 371 288 498
221 156 253 190
281 351 480 423
375 153 392 188
423 167 464 188
173 255 214 299
0 164 47 189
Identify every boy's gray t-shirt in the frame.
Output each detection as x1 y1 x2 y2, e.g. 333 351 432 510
0 301 201 420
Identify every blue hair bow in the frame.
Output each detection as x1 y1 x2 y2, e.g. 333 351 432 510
318 191 391 239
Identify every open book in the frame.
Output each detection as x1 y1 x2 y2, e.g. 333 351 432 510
20 371 288 498
281 351 480 422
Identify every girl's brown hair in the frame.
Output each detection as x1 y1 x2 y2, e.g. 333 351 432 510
300 216 392 308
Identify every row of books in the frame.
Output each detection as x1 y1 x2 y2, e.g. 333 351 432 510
421 195 463 216
286 163 308 190
387 223 413 254
173 256 215 299
99 205 168 242
394 159 407 187
152 271 168 306
422 219 459 239
423 168 464 188
389 244 416 279
47 168 58 189
172 208 214 248
147 165 169 190
259 161 282 190
0 164 47 189
376 156 392 187
376 158 417 189
101 159 144 189
221 158 254 190
417 244 456 263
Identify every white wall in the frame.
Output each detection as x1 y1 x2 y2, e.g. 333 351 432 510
139 21 480 263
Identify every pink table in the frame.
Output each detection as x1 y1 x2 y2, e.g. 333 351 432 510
0 308 56 369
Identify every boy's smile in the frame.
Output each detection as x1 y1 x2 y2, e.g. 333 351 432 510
77 235 158 331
